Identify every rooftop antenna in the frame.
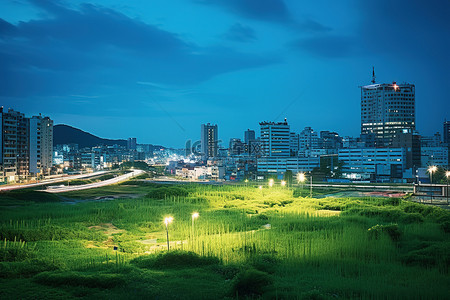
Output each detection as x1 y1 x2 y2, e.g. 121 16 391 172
371 66 376 84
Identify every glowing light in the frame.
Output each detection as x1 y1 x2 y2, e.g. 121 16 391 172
428 166 437 173
281 180 286 187
297 173 305 182
244 179 249 183
393 83 399 91
259 186 263 190
269 178 274 187
164 216 173 225
446 171 450 178
192 212 199 219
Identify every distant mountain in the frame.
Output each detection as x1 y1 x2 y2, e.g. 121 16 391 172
53 124 127 148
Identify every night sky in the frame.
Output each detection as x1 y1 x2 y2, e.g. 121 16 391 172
1 0 449 147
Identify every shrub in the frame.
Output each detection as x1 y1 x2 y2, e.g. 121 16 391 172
382 198 401 206
132 251 219 269
368 224 401 241
33 271 125 289
118 241 146 253
251 255 278 274
231 268 272 297
400 213 424 224
146 186 189 199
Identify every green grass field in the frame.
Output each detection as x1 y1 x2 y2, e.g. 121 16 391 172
0 182 449 299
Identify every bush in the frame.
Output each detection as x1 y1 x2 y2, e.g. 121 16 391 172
231 268 272 297
400 213 424 224
251 255 278 274
0 190 61 203
146 186 189 199
33 271 125 289
118 241 146 253
368 224 401 241
0 225 105 242
131 251 219 269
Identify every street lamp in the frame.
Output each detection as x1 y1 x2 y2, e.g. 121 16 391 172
310 173 313 198
191 212 199 237
164 216 173 251
446 171 450 205
428 166 437 203
297 172 305 196
269 178 274 188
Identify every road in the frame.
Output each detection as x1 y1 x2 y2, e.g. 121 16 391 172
45 169 144 193
0 171 110 192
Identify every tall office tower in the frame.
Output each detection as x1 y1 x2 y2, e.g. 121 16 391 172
320 131 342 149
244 129 256 144
0 108 18 182
444 120 450 144
29 115 53 176
0 108 30 182
298 127 319 156
392 130 421 169
289 132 299 156
201 123 218 159
127 138 137 150
16 111 29 180
259 119 290 157
229 138 245 156
361 75 415 147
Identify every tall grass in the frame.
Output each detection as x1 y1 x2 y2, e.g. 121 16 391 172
0 183 448 298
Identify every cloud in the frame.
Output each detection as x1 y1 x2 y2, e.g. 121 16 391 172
290 35 357 58
195 0 290 22
222 23 256 42
194 0 329 32
0 1 278 98
292 0 450 63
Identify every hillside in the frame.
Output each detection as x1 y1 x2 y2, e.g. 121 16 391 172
53 124 127 148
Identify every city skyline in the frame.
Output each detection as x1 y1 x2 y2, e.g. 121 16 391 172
1 0 449 148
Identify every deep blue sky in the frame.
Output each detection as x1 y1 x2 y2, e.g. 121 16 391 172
1 0 449 147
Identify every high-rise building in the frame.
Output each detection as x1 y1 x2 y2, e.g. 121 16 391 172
201 123 218 159
1 108 19 182
127 138 137 150
444 120 450 144
229 138 245 156
299 127 319 156
259 120 290 157
289 132 299 156
29 115 53 176
244 129 255 144
361 78 415 147
320 131 342 149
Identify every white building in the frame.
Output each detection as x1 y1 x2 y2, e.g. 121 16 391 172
338 148 406 180
257 157 319 174
260 120 290 157
421 146 449 168
299 127 319 157
361 80 415 147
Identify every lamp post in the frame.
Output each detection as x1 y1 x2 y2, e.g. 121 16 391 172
191 212 199 238
297 173 305 196
164 217 173 251
428 166 437 203
269 178 274 188
310 173 313 198
446 171 450 205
